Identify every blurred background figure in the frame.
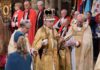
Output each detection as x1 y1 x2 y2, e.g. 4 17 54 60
53 8 59 25
0 40 6 70
70 11 80 26
70 9 75 19
58 19 70 37
94 52 100 70
0 16 8 70
11 2 23 33
95 13 100 38
86 11 99 63
85 11 96 37
66 14 93 70
22 0 37 46
8 20 31 55
94 13 100 62
58 18 72 70
35 1 44 33
53 9 70 31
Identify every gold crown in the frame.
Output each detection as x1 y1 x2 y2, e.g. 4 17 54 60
44 8 55 21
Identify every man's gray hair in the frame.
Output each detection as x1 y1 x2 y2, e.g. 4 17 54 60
37 1 44 6
20 20 31 28
61 9 67 14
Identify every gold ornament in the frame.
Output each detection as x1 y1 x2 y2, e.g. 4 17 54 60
3 5 9 16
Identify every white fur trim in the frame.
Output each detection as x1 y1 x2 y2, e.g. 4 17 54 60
44 18 55 21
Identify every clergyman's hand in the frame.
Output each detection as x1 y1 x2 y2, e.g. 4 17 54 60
30 48 38 57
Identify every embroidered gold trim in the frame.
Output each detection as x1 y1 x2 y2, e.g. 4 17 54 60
3 5 9 16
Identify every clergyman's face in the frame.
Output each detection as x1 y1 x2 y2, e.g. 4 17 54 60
61 11 67 18
77 15 84 27
15 4 19 11
24 1 30 10
38 5 43 11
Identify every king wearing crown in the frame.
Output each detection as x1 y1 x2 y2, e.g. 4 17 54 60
32 8 60 70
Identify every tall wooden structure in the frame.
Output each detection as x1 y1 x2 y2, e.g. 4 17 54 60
0 0 11 23
0 0 11 54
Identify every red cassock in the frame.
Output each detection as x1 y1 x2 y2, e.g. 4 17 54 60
0 55 6 68
17 10 24 27
12 10 23 27
58 16 71 33
66 16 71 23
23 9 37 46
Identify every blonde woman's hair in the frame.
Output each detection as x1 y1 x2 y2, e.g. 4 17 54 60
17 36 27 53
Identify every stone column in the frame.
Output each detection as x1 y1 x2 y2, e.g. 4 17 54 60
58 0 61 16
49 0 54 8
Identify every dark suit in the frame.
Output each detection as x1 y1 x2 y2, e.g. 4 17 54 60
89 17 96 35
89 17 100 62
35 11 44 33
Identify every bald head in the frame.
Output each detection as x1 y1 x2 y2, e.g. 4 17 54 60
61 9 67 17
74 11 80 18
77 14 84 23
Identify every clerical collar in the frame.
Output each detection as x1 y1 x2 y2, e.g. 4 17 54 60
25 8 31 12
23 9 30 20
25 9 29 12
16 10 21 13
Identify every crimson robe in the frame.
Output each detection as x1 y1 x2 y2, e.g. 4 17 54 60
66 16 71 22
58 17 71 33
12 10 23 27
11 10 23 33
23 9 37 46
